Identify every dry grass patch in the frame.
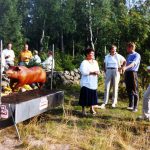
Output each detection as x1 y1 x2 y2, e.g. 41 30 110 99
0 84 150 149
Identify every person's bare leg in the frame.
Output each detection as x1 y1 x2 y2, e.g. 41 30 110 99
90 106 96 114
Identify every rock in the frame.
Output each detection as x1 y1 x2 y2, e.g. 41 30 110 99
74 68 79 73
70 71 75 76
43 69 81 87
64 71 70 75
63 80 70 85
75 73 80 79
74 80 80 84
70 80 74 84
64 74 71 80
74 76 79 80
70 76 74 80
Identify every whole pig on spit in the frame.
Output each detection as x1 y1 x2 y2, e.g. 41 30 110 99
5 66 46 91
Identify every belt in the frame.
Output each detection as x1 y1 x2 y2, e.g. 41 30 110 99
107 68 117 69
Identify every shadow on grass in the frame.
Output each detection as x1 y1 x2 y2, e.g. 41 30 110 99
21 107 64 125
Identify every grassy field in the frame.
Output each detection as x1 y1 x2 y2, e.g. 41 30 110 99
0 80 150 150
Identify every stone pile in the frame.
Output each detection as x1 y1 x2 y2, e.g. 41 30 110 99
46 68 81 86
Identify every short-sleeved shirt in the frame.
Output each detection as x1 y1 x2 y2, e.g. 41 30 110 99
20 50 32 62
104 53 126 68
3 49 15 64
126 52 141 72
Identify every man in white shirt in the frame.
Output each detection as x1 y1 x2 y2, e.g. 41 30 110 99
42 51 54 71
3 42 15 66
100 45 126 109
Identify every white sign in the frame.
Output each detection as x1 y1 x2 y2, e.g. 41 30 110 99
39 98 48 110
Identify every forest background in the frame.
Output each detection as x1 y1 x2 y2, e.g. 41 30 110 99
0 0 150 88
0 1 150 149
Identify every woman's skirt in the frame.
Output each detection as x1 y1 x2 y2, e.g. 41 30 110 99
79 86 98 106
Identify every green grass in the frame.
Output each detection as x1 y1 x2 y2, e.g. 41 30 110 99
0 81 150 150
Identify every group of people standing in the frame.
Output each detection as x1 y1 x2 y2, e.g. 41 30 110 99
79 42 150 121
1 42 54 72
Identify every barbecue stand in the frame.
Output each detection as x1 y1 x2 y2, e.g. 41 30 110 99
0 43 65 140
0 90 64 140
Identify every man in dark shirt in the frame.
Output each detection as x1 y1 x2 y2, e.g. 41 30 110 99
124 42 141 112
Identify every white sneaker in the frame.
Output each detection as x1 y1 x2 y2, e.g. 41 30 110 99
137 115 150 121
132 109 138 112
100 104 106 109
112 104 116 108
127 106 133 110
137 115 144 120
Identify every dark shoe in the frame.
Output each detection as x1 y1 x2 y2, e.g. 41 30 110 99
82 110 87 116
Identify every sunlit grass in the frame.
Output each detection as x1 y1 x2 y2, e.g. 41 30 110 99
0 80 150 150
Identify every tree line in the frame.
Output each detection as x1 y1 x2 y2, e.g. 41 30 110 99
0 0 150 86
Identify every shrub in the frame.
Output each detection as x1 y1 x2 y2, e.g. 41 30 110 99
61 54 75 71
25 59 42 68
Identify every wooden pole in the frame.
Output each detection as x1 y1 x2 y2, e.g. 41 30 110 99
73 40 75 58
50 44 54 90
0 40 3 104
104 45 106 55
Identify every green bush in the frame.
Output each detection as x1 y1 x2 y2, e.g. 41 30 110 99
25 59 42 68
61 54 75 71
54 51 84 71
37 50 85 71
73 54 84 68
39 51 48 62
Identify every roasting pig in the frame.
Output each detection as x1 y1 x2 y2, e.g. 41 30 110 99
5 66 46 91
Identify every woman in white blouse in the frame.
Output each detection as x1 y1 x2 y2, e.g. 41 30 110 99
79 48 100 115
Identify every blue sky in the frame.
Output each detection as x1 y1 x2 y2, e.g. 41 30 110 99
126 0 146 8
